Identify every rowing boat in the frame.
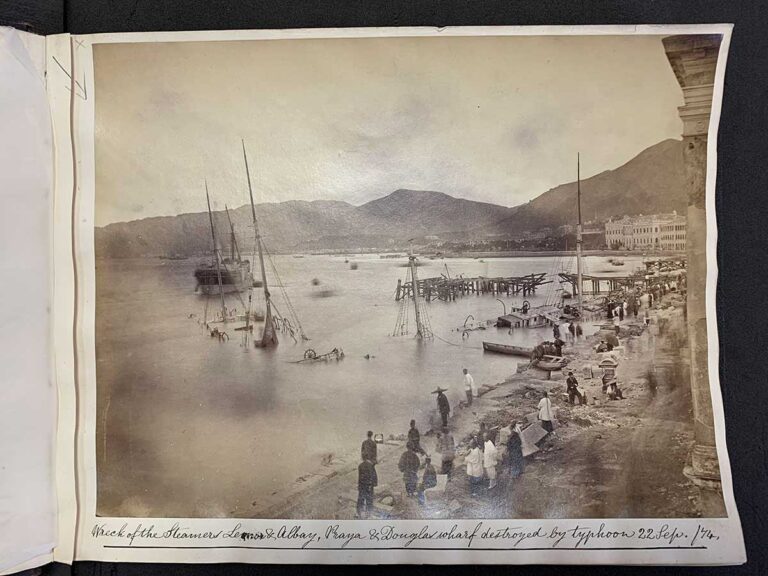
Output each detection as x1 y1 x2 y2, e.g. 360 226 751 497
482 341 534 357
537 355 568 371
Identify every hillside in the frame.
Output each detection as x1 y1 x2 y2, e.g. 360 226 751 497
94 138 686 257
489 138 685 233
358 189 513 237
95 190 514 257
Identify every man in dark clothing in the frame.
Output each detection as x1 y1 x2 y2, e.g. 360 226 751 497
398 443 421 497
566 371 585 405
436 390 450 427
530 343 544 365
568 321 576 341
618 305 624 321
407 420 427 455
575 323 583 339
553 324 561 339
417 457 438 504
553 337 565 357
361 430 377 464
357 458 378 518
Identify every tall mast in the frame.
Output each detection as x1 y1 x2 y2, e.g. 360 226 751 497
205 181 227 317
242 140 270 303
224 204 240 262
242 140 278 347
409 254 425 338
576 153 584 316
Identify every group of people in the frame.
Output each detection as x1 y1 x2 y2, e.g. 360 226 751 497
357 379 562 513
397 420 444 504
465 424 520 495
554 320 583 343
356 419 456 517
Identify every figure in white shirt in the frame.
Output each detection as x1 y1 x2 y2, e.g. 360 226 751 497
537 391 554 434
483 432 499 489
463 368 477 406
465 438 484 496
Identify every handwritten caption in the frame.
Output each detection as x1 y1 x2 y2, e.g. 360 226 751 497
91 521 720 550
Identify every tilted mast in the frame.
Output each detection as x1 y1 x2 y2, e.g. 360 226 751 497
242 140 278 347
224 204 241 262
205 181 227 318
576 153 584 316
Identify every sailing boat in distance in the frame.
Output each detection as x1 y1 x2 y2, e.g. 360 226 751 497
194 198 254 295
197 182 265 334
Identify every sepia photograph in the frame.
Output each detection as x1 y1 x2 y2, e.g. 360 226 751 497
92 32 727 521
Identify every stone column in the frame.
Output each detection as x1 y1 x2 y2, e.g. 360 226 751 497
663 35 725 516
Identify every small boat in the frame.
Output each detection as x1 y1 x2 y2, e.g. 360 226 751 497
536 355 568 371
611 259 625 266
482 341 533 357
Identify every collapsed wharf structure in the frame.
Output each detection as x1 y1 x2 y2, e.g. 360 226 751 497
394 272 551 302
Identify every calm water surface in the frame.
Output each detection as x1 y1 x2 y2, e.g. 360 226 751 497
95 254 646 516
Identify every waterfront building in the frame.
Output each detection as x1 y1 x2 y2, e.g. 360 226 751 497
605 212 686 251
660 215 687 251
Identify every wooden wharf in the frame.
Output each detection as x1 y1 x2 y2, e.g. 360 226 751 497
558 272 646 295
395 272 551 302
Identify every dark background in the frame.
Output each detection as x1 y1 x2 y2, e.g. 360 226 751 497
2 0 767 574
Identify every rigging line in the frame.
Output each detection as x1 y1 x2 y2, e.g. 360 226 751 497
216 257 247 310
261 242 307 339
433 332 483 350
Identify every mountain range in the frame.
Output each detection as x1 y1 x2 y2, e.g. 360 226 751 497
95 138 686 258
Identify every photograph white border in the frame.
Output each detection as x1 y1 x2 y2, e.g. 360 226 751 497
61 24 744 565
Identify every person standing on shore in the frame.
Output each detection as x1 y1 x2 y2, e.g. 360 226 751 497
407 420 426 456
465 439 484 496
435 388 450 427
436 428 456 478
417 457 438 505
356 457 378 518
567 321 576 342
463 368 477 406
538 391 554 434
483 432 499 490
553 323 561 340
575 323 583 339
361 430 377 464
566 371 585 405
398 442 421 497
507 421 525 478
553 337 565 357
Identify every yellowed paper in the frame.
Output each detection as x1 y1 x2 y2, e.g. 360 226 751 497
62 25 744 565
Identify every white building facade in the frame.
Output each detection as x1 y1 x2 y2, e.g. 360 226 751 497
605 212 686 252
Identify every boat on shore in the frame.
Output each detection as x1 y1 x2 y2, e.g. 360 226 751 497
536 355 568 371
482 341 534 357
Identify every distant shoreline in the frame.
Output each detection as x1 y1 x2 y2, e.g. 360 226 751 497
440 250 686 259
100 249 686 260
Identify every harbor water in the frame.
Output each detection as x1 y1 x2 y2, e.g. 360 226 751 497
95 254 646 517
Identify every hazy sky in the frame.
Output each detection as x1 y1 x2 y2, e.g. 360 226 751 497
94 34 684 226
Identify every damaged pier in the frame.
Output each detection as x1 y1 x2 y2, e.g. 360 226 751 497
395 273 551 302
